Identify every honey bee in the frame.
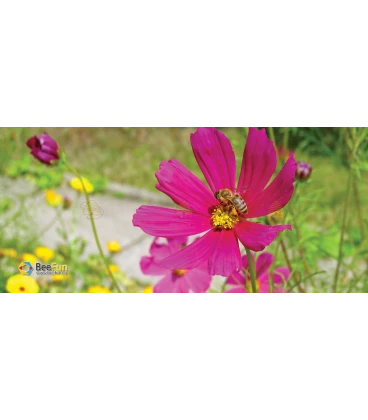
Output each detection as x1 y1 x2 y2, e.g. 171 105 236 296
215 189 248 215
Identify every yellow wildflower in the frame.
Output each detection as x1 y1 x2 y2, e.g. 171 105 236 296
35 246 54 262
88 285 111 293
70 177 94 193
21 253 37 266
107 264 120 274
107 241 122 253
0 248 17 258
45 189 62 207
6 274 39 293
142 285 153 293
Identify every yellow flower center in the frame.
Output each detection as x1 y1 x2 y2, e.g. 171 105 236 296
211 206 239 230
173 269 187 276
245 278 261 292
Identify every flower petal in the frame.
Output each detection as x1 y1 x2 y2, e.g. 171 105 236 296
156 160 216 215
224 286 247 293
167 236 188 254
255 252 274 278
153 273 176 293
157 230 219 271
226 269 245 286
133 206 212 237
140 256 168 276
273 267 291 285
235 221 291 252
149 238 172 260
246 154 296 218
226 254 249 285
177 268 212 293
237 128 277 203
190 127 236 192
257 273 271 293
208 230 242 276
31 150 58 164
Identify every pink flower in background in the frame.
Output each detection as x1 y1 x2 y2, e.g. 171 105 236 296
133 128 296 276
140 236 212 293
225 252 290 293
26 133 60 165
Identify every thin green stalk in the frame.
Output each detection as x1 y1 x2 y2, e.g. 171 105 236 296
56 207 69 242
333 171 352 293
352 177 366 242
245 248 257 293
268 127 275 142
64 162 121 292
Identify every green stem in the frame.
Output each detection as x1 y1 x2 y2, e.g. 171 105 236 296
333 170 352 293
63 161 121 292
352 176 366 242
56 207 69 242
245 248 257 293
268 127 275 142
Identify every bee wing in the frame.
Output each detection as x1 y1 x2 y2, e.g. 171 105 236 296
236 184 250 194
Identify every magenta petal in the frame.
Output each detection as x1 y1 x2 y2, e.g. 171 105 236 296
133 206 212 237
167 236 188 254
255 252 274 278
237 128 277 203
177 269 212 293
31 150 58 164
190 128 236 192
246 154 297 218
157 230 219 270
149 238 173 260
140 256 169 276
235 221 291 252
26 136 39 149
153 273 176 293
224 286 247 293
226 269 245 286
258 273 271 293
209 230 242 276
273 267 291 284
226 254 250 285
156 160 216 214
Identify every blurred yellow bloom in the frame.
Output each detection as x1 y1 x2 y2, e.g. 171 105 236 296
35 246 54 262
45 190 62 207
107 241 122 253
88 286 111 293
266 209 285 226
107 264 120 274
21 253 37 266
70 177 94 193
52 273 70 281
0 248 17 258
142 286 153 293
6 274 39 293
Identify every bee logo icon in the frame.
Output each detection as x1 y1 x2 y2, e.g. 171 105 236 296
80 200 104 219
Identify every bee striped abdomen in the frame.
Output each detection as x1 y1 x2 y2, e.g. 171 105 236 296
233 195 248 214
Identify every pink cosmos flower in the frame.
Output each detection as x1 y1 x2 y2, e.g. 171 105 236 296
225 252 290 293
140 236 212 293
133 127 296 276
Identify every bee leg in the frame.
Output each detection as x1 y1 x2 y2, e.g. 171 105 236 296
231 207 238 217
